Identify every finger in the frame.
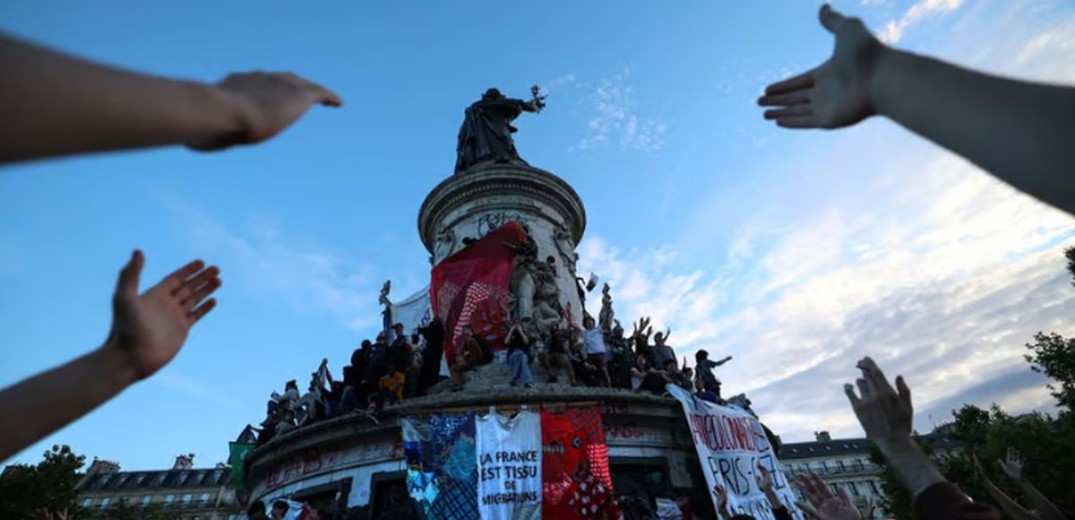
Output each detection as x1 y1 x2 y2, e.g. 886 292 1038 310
115 250 144 299
837 486 854 505
764 106 814 119
810 472 832 499
762 71 815 96
861 356 896 395
306 80 343 107
819 4 848 33
758 90 811 107
188 298 217 326
795 501 819 520
896 375 913 411
173 265 220 301
844 383 860 406
776 116 820 129
856 378 871 398
161 259 206 292
182 276 222 310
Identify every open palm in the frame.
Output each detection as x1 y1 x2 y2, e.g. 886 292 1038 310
759 5 885 129
108 250 220 380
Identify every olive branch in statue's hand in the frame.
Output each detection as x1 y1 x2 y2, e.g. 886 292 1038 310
529 85 547 112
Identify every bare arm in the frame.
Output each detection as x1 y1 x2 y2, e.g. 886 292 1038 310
0 251 220 462
759 5 1075 215
0 33 340 164
997 449 1067 520
973 456 1035 520
714 355 733 366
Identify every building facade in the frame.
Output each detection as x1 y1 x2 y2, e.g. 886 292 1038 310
777 430 960 519
75 456 241 519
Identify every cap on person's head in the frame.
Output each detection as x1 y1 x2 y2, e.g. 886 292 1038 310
695 349 709 361
376 332 386 340
286 380 297 389
393 323 404 331
361 339 372 347
272 500 289 512
247 500 266 515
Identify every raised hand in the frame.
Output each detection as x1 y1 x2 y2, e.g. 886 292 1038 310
758 5 885 129
189 71 342 151
712 483 731 519
107 250 221 380
843 356 913 449
755 463 775 494
795 473 863 520
999 448 1025 481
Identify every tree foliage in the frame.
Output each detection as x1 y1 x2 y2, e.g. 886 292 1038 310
0 445 85 518
1025 331 1075 410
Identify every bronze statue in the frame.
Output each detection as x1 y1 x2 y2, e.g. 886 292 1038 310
455 86 545 174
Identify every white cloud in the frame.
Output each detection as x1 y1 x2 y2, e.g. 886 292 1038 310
165 200 380 331
578 69 667 152
879 0 965 43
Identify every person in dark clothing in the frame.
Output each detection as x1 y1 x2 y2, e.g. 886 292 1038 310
416 317 445 395
368 333 390 378
606 323 633 389
389 323 413 373
695 349 733 400
247 500 268 520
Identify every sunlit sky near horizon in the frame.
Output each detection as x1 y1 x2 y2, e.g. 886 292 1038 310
3 0 1075 470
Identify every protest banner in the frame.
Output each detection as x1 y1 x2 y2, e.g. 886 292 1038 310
667 385 804 520
477 408 542 519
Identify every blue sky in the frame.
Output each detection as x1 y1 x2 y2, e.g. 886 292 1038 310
3 0 1074 470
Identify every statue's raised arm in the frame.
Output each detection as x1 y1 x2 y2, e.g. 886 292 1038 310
454 86 545 174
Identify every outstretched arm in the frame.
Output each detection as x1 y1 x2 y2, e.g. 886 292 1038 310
714 355 733 366
0 33 341 164
973 455 1035 520
0 251 220 462
997 449 1067 520
759 6 1075 215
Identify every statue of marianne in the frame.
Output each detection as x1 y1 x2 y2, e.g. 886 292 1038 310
454 86 545 174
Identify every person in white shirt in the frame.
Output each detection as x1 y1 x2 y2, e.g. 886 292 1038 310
581 316 611 388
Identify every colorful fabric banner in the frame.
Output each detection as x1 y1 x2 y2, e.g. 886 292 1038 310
540 406 616 520
477 409 543 520
667 385 803 520
430 222 525 366
403 412 480 520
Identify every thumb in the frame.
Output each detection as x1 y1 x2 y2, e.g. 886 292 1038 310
116 250 144 298
818 4 846 33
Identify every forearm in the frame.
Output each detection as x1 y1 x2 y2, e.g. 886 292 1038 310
1019 480 1066 520
876 437 946 498
870 47 1075 213
0 33 244 163
0 343 136 461
980 478 1034 520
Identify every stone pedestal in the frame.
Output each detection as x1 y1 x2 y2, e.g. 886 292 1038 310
418 163 589 325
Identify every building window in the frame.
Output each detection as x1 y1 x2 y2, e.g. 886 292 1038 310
142 495 152 505
81 498 93 507
855 459 865 471
820 461 829 474
868 480 880 494
165 494 175 504
100 497 110 508
848 482 860 496
182 493 192 503
837 460 846 472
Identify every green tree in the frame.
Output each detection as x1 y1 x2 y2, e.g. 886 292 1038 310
0 444 86 518
1024 331 1075 410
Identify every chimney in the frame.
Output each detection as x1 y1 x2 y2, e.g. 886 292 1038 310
173 453 195 470
814 431 832 442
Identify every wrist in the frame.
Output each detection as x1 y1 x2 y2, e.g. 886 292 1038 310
95 338 140 391
183 81 251 149
867 44 905 120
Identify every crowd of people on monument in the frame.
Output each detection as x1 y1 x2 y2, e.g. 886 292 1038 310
3 3 1075 519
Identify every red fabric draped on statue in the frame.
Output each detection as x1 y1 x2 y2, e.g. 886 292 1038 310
431 222 526 367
